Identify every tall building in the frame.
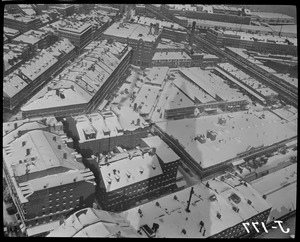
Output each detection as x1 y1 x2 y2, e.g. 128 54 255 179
3 119 95 237
94 135 180 212
103 21 162 66
20 40 132 118
58 20 93 51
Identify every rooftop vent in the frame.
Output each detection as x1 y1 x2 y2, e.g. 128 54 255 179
115 175 120 182
139 167 144 174
232 206 239 213
151 164 156 170
125 171 131 178
22 141 26 147
26 148 30 156
216 212 221 219
53 136 56 142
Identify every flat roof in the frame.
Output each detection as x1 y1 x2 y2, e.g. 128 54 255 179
145 67 169 86
120 172 271 238
134 84 161 115
157 109 297 168
104 21 161 42
141 135 180 163
13 30 49 45
131 16 185 31
152 51 191 61
99 151 163 192
251 163 296 222
58 20 92 34
3 72 28 98
216 29 297 46
251 11 294 20
71 111 142 142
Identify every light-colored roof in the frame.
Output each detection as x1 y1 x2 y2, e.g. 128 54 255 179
251 11 294 20
251 163 296 222
152 51 191 61
21 40 130 112
134 84 161 115
145 67 169 86
121 172 271 238
131 16 185 31
3 72 28 98
13 30 49 45
3 130 85 177
156 109 297 168
141 136 180 163
99 151 163 192
48 208 141 237
104 21 161 42
216 29 297 46
58 20 92 34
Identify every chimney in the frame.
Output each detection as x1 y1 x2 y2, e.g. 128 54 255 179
136 118 140 126
63 153 67 159
58 144 62 149
26 148 30 156
154 23 159 35
186 187 194 213
56 89 60 96
22 141 26 147
53 136 56 142
14 122 18 129
189 21 196 46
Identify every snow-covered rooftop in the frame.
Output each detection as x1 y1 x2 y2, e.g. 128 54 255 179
104 21 161 42
21 40 130 112
152 51 191 61
120 172 271 238
141 136 180 163
131 16 185 31
144 67 169 87
47 207 142 237
99 151 163 192
58 20 92 34
13 30 49 45
157 110 297 168
251 163 296 222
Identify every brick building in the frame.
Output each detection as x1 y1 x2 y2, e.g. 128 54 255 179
206 29 297 56
94 135 180 212
65 111 150 158
3 39 76 111
58 20 93 52
20 40 132 118
3 121 95 237
103 21 162 66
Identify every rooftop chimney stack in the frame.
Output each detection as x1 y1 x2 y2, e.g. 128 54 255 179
186 187 194 213
26 148 30 156
189 21 196 46
154 23 160 35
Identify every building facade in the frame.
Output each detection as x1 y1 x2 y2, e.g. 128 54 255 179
58 21 93 51
206 29 297 56
4 39 76 112
3 122 95 237
95 136 180 212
